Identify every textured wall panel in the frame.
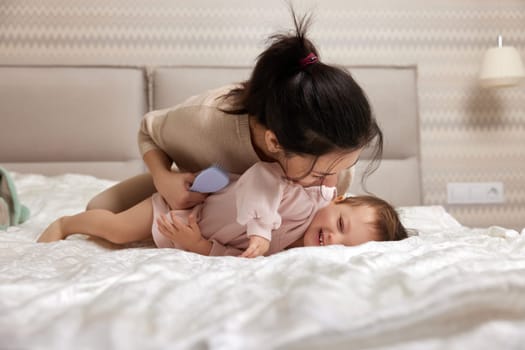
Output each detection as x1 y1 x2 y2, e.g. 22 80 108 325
1 0 524 229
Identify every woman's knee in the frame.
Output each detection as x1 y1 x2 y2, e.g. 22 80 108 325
86 173 155 212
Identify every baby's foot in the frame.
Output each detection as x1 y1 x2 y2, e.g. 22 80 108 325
38 218 66 243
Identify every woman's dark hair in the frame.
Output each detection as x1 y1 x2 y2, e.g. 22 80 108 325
223 8 383 181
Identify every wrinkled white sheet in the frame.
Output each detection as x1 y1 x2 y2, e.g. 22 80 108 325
1 173 525 350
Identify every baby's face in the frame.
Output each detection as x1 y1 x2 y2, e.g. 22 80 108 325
303 201 378 247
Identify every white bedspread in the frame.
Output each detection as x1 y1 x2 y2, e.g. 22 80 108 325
1 173 525 350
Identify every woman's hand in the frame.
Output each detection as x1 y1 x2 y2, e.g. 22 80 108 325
156 212 212 255
154 171 208 210
143 149 207 210
241 235 270 258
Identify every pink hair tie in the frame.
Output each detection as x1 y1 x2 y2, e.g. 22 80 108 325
300 53 318 68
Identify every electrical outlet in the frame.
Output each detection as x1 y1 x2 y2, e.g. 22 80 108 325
447 182 504 204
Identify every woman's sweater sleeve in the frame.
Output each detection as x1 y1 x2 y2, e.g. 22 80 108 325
137 108 171 156
235 162 283 242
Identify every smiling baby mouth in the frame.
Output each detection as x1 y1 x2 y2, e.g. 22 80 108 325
318 230 325 246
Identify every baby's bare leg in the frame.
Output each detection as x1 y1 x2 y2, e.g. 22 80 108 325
38 197 154 244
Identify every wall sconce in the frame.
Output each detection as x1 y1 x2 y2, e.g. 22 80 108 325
479 35 525 88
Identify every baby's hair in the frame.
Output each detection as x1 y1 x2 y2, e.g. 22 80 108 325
340 195 408 241
223 7 383 183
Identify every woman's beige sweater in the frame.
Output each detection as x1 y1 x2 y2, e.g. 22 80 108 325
138 85 351 194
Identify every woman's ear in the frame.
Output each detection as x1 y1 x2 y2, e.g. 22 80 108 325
265 130 282 154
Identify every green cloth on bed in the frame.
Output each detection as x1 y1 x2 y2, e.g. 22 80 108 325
0 167 30 230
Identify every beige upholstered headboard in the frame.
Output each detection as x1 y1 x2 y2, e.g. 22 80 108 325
0 66 147 180
349 66 422 206
0 64 421 206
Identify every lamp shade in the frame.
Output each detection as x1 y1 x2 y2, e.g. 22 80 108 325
479 46 525 88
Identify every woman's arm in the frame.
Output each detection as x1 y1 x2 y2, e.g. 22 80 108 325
142 148 172 178
143 149 207 210
138 107 208 210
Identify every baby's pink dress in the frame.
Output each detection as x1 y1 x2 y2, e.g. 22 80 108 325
152 162 335 256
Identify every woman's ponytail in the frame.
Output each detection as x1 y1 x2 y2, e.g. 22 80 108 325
224 7 383 183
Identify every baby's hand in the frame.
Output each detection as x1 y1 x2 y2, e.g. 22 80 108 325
157 212 203 251
241 235 270 258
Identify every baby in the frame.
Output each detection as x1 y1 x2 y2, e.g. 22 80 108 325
156 191 408 256
39 162 407 256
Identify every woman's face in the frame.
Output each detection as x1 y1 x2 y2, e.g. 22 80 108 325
303 200 379 247
283 148 362 187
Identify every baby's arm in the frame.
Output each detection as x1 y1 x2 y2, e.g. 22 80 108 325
236 163 284 258
241 235 270 258
156 212 212 255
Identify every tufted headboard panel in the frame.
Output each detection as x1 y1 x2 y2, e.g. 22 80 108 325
0 66 148 180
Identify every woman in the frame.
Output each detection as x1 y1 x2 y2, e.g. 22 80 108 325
87 10 383 216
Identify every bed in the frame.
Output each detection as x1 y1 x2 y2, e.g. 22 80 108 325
1 65 525 349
